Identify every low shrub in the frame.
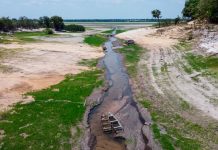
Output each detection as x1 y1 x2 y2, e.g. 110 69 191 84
43 28 54 34
64 24 85 32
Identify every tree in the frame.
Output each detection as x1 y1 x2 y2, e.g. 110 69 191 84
39 16 51 28
18 16 31 29
182 0 218 23
0 19 4 31
50 16 64 31
0 17 15 32
152 9 161 28
175 16 181 25
198 0 218 23
182 0 200 19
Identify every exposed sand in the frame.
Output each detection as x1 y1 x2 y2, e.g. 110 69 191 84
0 31 104 111
117 26 218 120
198 29 218 54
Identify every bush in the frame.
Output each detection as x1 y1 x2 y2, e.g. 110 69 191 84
43 28 54 34
64 24 85 32
153 20 174 28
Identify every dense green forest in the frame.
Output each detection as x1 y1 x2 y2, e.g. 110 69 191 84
183 0 218 23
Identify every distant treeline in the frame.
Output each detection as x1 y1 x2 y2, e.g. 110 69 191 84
0 16 85 32
183 0 218 23
64 19 178 23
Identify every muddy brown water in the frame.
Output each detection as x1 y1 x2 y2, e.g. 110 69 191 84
88 31 150 150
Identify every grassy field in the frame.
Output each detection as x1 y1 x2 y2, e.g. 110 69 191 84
150 109 202 150
0 31 56 43
185 53 218 79
84 34 107 47
174 41 218 80
174 41 192 51
117 44 143 77
102 29 127 34
102 30 114 34
139 97 217 150
0 69 103 150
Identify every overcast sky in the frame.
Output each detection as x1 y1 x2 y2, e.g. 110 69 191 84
0 0 186 19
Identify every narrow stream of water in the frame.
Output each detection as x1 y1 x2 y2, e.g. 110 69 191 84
88 30 149 150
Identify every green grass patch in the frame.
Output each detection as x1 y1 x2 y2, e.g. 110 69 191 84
78 59 98 67
0 37 12 44
140 100 152 109
116 30 127 34
117 44 143 77
175 41 192 51
102 30 113 34
180 99 191 110
14 32 56 42
102 29 126 35
150 112 201 150
191 76 200 82
161 63 168 73
140 99 202 150
152 123 175 150
84 34 107 47
182 65 193 74
179 41 191 51
0 69 103 150
15 32 49 37
152 66 158 76
185 53 218 79
0 31 57 43
185 53 218 71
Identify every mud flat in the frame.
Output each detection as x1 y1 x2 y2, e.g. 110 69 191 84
65 22 153 31
0 30 104 112
117 26 218 149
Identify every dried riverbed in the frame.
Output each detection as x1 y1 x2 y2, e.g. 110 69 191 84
83 33 151 150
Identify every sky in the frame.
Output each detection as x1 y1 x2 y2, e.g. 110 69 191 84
0 0 186 19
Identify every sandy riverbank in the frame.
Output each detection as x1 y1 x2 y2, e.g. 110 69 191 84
117 26 218 120
0 30 105 112
116 25 218 149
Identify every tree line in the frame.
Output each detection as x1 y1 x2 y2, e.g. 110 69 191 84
183 0 218 23
0 16 64 32
0 16 85 33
